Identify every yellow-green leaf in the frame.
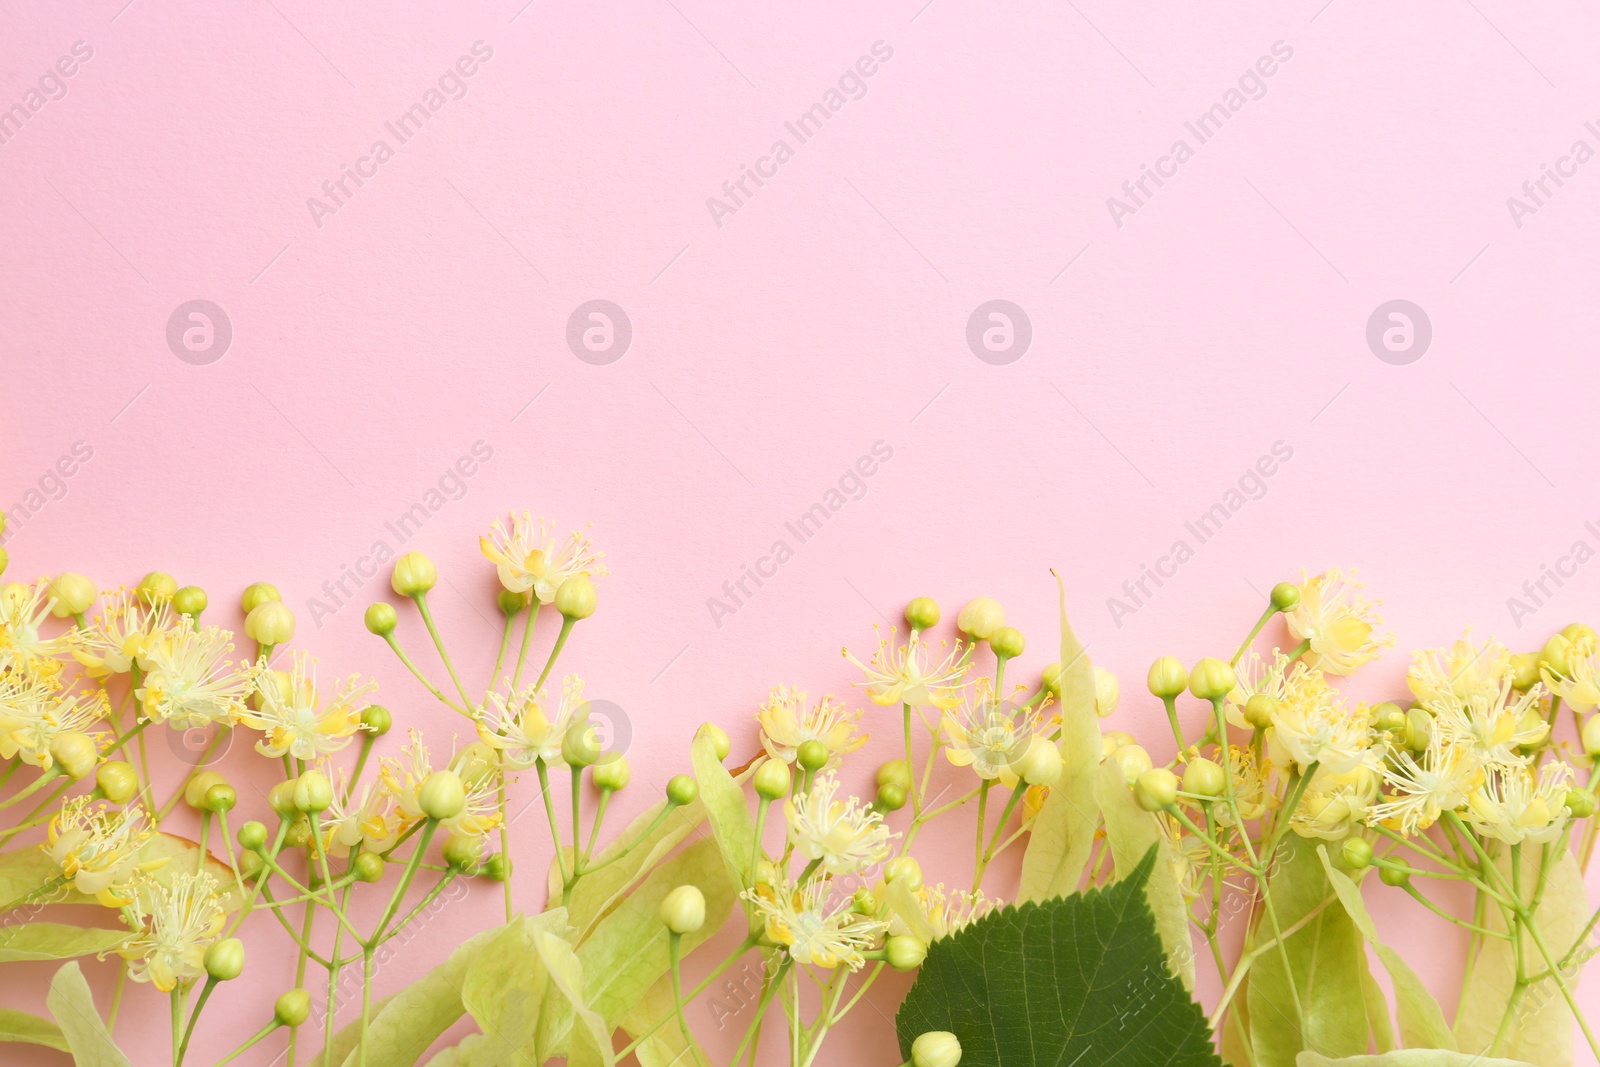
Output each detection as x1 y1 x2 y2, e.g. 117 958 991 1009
0 848 64 907
0 1006 69 1051
691 725 757 891
534 926 616 1067
557 793 710 943
313 994 393 1067
460 910 572 1064
1019 574 1102 902
0 922 129 962
47 961 131 1067
620 973 712 1067
1316 846 1453 1051
1296 1052 1537 1066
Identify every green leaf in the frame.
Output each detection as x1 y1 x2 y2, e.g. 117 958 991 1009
1246 839 1368 1067
533 925 616 1067
0 1006 69 1051
1358 949 1396 1054
579 837 736 1026
691 725 758 892
1090 757 1196 988
0 848 64 906
459 909 576 1064
46 961 131 1067
1315 846 1453 1051
1019 576 1102 902
619 974 711 1067
1455 846 1586 1066
896 844 1221 1067
1296 1052 1538 1066
0 922 129 962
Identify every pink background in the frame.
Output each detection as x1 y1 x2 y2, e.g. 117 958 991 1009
4 0 1600 1062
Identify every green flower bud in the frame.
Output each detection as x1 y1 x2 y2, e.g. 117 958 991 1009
1244 694 1278 730
292 770 333 813
353 852 386 882
48 573 97 618
1340 837 1375 870
245 600 295 645
1011 736 1063 787
239 851 265 881
885 857 923 890
876 783 907 811
286 818 312 849
666 775 698 807
203 783 237 814
1187 657 1236 702
1134 768 1179 812
240 582 281 615
204 938 245 981
172 585 207 618
238 821 269 852
364 602 397 636
96 760 137 804
1371 702 1406 733
1540 633 1573 678
796 739 829 772
1041 662 1064 697
753 759 792 800
886 935 927 971
554 574 597 619
360 705 392 736
911 1031 962 1067
593 753 631 791
418 770 466 820
904 596 940 632
873 762 911 797
482 853 510 881
1404 708 1432 753
185 771 228 810
562 720 602 768
659 884 706 934
1110 743 1152 785
1510 652 1541 691
443 834 484 873
852 888 877 914
955 597 1005 641
50 732 98 780
1094 667 1120 718
989 626 1025 660
1181 757 1225 798
391 552 438 597
1146 657 1188 700
1564 623 1598 648
1567 788 1597 819
1378 862 1411 887
498 589 529 616
702 722 731 761
0 546 10 577
268 781 298 818
137 571 177 606
275 989 312 1027
1582 715 1600 757
1270 582 1301 612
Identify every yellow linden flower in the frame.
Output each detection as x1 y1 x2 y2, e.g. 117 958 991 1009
844 628 969 710
1263 671 1369 776
0 579 77 674
1290 761 1381 840
44 797 153 907
1225 650 1294 730
137 618 260 729
940 680 1042 787
743 878 886 971
1213 745 1277 826
73 589 174 678
1021 783 1050 825
756 684 865 765
317 761 404 856
1544 640 1600 713
887 882 994 943
120 871 227 992
379 730 502 838
1407 631 1512 707
0 675 109 768
1284 569 1393 675
1467 760 1571 845
784 772 894 878
1428 676 1547 769
1367 732 1483 835
479 511 606 603
243 652 374 761
476 675 582 770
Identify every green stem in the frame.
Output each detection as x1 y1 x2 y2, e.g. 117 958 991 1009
1232 602 1278 666
382 632 469 716
412 592 474 710
534 616 577 690
174 977 217 1067
510 601 542 691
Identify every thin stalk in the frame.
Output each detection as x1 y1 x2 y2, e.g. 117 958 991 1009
411 592 474 710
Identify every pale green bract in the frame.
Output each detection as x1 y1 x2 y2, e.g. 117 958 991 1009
0 1005 70 1052
46 961 131 1067
690 724 758 890
0 922 129 962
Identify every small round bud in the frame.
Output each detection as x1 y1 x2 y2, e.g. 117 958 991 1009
185 771 228 810
562 720 602 768
593 753 631 792
391 552 438 597
1244 694 1279 730
204 938 245 981
292 770 333 813
796 739 829 772
554 574 598 619
989 626 1025 660
1041 662 1064 697
203 783 237 814
245 600 296 645
1540 633 1573 678
364 602 397 637
137 571 177 606
482 853 510 881
0 546 9 576
286 818 312 849
50 732 98 780
1378 862 1411 887
1404 708 1432 753
1110 744 1153 785
360 705 392 736
240 582 281 615
703 722 731 762
1011 736 1063 787
1101 731 1135 755
955 597 1005 641
238 821 269 852
268 780 298 818
48 573 97 617
442 834 484 873
886 935 927 972
877 760 913 792
1181 757 1225 798
1371 702 1406 733
852 888 877 914
1582 715 1600 757
904 597 940 632
1134 768 1179 811
1270 582 1301 612
1565 789 1596 819
417 770 466 820
239 851 265 880
498 589 529 616
911 1031 962 1067
1340 837 1375 870
1564 623 1599 649
275 989 312 1027
659 885 706 935
349 851 384 882
753 759 792 800
877 783 907 811
96 761 137 804
885 857 923 891
666 775 698 807
172 586 207 618
1510 652 1541 691
1188 657 1236 702
1146 657 1188 700
1093 667 1120 718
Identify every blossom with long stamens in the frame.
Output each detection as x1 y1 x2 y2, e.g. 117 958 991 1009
137 618 260 729
44 798 153 907
844 628 969 710
476 675 582 770
1284 568 1392 675
242 652 373 761
479 511 606 604
120 872 228 992
784 772 894 878
757 684 864 765
743 878 887 970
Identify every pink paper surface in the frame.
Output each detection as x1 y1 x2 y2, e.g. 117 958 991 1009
3 1 1600 1063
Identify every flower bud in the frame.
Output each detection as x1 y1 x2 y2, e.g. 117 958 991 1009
204 938 245 981
1583 715 1600 757
418 771 466 820
172 586 207 618
1146 657 1188 700
1404 708 1432 753
1011 736 1063 787
498 588 530 616
1041 662 1063 697
659 884 706 934
96 761 137 804
275 989 312 1027
293 770 333 813
796 739 829 772
185 771 228 809
203 784 237 814
352 852 386 882
562 720 602 768
1371 702 1406 733
482 853 510 881
1270 582 1301 612
360 705 392 736
877 782 907 811
753 759 792 800
1110 744 1152 785
364 602 397 637
286 818 312 849
48 573 97 617
268 780 298 818
702 722 731 761
1566 789 1596 819
1188 658 1236 702
877 760 913 792
1564 623 1599 649
989 626 1025 660
0 547 9 576
1181 758 1225 798
239 851 265 880
1101 731 1135 757
885 857 923 891
50 732 98 779
443 834 484 873
245 601 295 646
1378 862 1410 887
137 571 177 605
955 597 1005 641
1541 633 1573 678
240 582 281 615
1134 768 1178 811
666 775 698 807
238 821 269 852
1244 694 1278 730
904 597 940 632
593 753 631 792
391 552 438 597
886 935 927 971
1509 652 1541 691
1093 667 1120 718
1340 837 1374 870
554 575 597 619
852 888 877 914
911 1031 962 1067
